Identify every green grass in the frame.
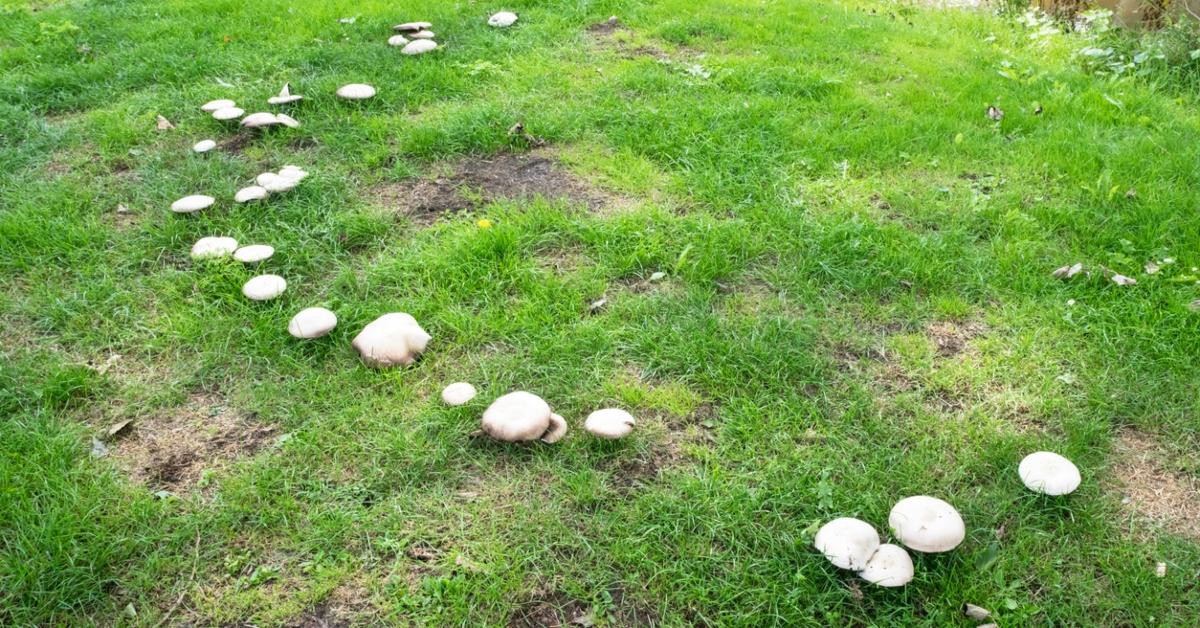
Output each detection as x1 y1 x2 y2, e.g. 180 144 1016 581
3 0 1200 624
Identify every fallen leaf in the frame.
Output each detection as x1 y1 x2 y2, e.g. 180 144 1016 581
1144 261 1160 275
107 419 133 438
406 544 438 561
987 105 1004 121
649 271 666 282
116 203 130 214
1052 262 1083 279
572 611 597 627
1112 274 1136 286
155 115 174 131
963 603 991 620
587 297 607 313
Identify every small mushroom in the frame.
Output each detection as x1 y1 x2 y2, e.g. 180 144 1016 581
409 30 435 39
257 172 297 193
233 244 274 263
393 21 432 32
351 313 431 367
963 604 991 621
814 518 880 571
193 139 217 153
201 98 235 112
242 274 287 301
190 236 238 259
288 307 337 339
241 112 281 128
488 11 518 27
480 391 567 443
387 34 409 46
211 106 245 121
402 39 438 55
336 83 376 100
278 165 308 181
442 382 477 406
234 185 268 203
276 113 300 129
1018 451 1081 496
857 544 914 587
888 496 965 553
584 408 636 439
267 82 303 105
170 194 215 213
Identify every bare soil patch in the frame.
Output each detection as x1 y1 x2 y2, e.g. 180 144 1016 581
371 150 608 225
509 584 657 627
111 392 277 492
286 582 375 628
1112 430 1200 539
926 320 986 358
586 16 625 37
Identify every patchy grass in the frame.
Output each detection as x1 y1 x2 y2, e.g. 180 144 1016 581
2 0 1200 625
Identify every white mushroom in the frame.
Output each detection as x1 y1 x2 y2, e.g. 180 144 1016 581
190 236 238 259
488 11 518 27
241 112 281 128
1018 451 1081 496
211 106 245 121
441 382 477 406
201 99 235 112
259 173 297 193
480 391 567 443
242 274 287 301
233 244 274 263
170 194 215 213
409 30 435 39
288 307 337 339
234 185 268 203
888 496 966 553
278 165 308 181
267 82 303 105
387 35 409 47
857 544 914 588
193 139 217 153
814 518 880 571
350 313 431 367
336 83 376 100
276 113 300 129
393 21 432 32
584 408 636 439
402 40 438 55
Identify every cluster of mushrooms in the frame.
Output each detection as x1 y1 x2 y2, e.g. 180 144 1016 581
815 452 1082 588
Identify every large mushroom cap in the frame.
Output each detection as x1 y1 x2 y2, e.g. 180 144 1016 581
242 274 287 301
241 112 281 128
488 11 518 27
409 30 435 39
584 408 636 439
211 106 245 121
170 194 215 213
233 244 274 263
288 307 337 339
193 139 217 153
814 518 880 571
858 543 914 587
393 21 432 32
190 236 238 259
336 83 376 100
481 391 562 442
387 34 409 47
1018 451 1081 496
267 83 303 105
278 165 308 181
234 185 268 203
201 99 235 112
442 382 477 406
889 496 965 553
401 39 438 55
351 312 431 367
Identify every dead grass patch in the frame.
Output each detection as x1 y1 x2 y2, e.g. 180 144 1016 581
926 319 986 358
1112 430 1200 539
509 583 658 627
286 581 376 628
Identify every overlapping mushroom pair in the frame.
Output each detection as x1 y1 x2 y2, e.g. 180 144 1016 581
815 496 965 588
236 165 309 203
389 20 438 55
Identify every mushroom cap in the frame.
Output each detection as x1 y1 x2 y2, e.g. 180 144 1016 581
402 39 438 55
242 274 287 301
441 382 478 406
170 194 215 213
288 307 337 339
193 139 217 153
336 83 376 100
387 34 409 46
267 83 303 105
278 165 308 181
584 408 636 439
488 11 518 27
258 172 297 193
234 185 268 203
889 496 966 553
814 517 880 571
858 543 914 587
480 391 554 442
409 30 435 39
241 112 281 128
542 413 568 444
275 113 300 128
393 21 432 32
233 244 274 263
350 312 431 367
190 236 238 259
201 98 235 112
211 106 245 121
1018 451 1081 496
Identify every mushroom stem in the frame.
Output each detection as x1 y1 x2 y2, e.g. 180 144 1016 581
541 413 568 443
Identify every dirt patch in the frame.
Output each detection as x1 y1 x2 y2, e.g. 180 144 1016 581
218 132 255 154
286 581 375 628
926 320 986 358
586 16 625 37
111 392 277 493
372 150 608 225
1112 430 1200 539
509 590 591 628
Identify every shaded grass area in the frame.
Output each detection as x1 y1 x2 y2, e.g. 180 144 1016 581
2 0 1199 625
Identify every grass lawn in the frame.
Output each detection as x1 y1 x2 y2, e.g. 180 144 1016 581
3 0 1200 624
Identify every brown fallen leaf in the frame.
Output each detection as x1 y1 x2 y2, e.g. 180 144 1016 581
1111 274 1137 286
587 297 608 314
107 419 133 438
986 105 1003 121
963 603 991 620
155 115 175 131
1052 262 1083 279
406 544 438 561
